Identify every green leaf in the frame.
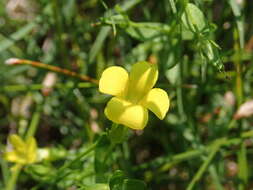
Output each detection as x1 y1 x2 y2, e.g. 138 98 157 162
109 171 147 190
125 22 170 41
26 164 56 181
165 64 179 85
101 13 171 41
102 15 171 41
181 25 194 40
109 170 126 190
81 184 110 190
181 3 206 33
89 26 111 63
202 40 223 70
122 179 147 190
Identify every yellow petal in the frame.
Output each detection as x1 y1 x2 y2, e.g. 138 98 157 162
127 61 158 103
26 137 37 163
9 134 26 153
3 151 26 164
141 88 170 120
104 97 148 130
99 66 129 97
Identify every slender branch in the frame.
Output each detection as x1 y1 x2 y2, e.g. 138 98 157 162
5 58 98 84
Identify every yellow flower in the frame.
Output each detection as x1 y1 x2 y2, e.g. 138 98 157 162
4 134 37 165
99 61 170 130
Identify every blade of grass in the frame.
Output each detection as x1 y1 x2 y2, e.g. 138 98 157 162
208 165 223 190
229 0 244 49
169 0 177 14
89 26 111 63
0 22 36 52
186 139 224 190
238 142 248 190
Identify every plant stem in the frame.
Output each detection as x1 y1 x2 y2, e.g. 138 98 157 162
186 139 224 190
234 33 243 106
135 129 253 172
233 18 247 189
52 0 68 68
1 82 94 92
53 142 98 183
5 58 98 84
177 21 186 122
25 106 41 140
0 158 9 187
6 164 22 190
60 143 97 173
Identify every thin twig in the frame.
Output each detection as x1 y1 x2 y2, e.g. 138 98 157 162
5 58 98 84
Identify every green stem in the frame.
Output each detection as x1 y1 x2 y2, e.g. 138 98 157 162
233 20 246 189
1 82 94 92
186 139 224 190
6 164 22 190
177 22 186 122
0 158 9 187
135 129 253 172
232 13 244 106
238 142 248 189
104 124 129 162
52 0 68 68
25 106 41 140
60 144 97 172
53 142 98 183
176 63 186 121
208 165 223 190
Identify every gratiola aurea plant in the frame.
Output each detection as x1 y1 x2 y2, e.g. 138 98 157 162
99 61 170 130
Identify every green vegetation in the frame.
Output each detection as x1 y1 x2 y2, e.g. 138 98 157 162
1 0 253 189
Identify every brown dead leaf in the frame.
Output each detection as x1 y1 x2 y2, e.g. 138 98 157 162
234 100 253 119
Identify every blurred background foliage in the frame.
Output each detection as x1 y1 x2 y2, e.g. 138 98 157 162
1 0 253 189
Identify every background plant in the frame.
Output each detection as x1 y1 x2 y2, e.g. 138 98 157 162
1 0 253 189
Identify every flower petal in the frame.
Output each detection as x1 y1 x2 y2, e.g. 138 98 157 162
104 97 148 130
9 134 26 154
127 61 158 103
26 137 37 163
99 66 129 97
3 151 26 164
141 88 170 120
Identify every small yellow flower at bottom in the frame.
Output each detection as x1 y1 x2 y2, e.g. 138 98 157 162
99 61 170 130
3 134 37 165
